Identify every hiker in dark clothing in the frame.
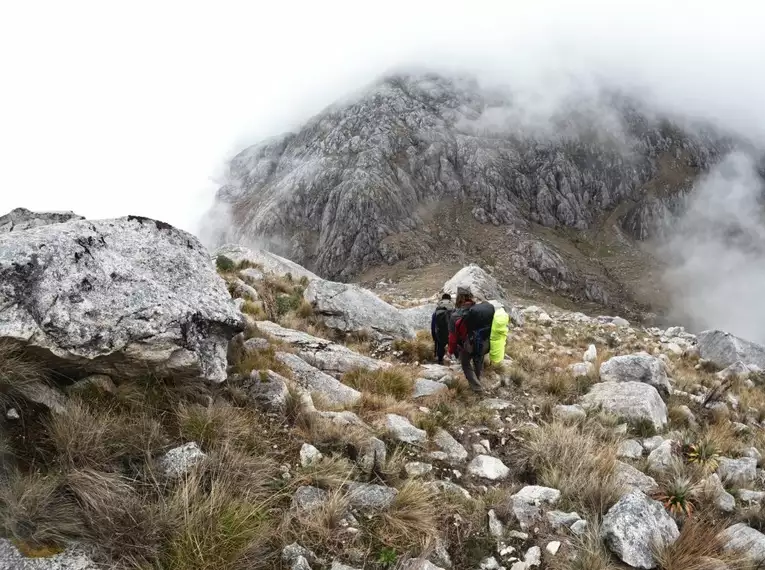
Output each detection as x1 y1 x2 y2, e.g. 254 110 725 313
448 287 495 393
431 293 454 364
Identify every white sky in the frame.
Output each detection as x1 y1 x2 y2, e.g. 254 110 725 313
1 0 764 236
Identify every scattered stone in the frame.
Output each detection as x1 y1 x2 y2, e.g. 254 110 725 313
672 404 696 426
405 462 433 478
413 378 449 398
510 486 561 530
700 474 736 513
569 362 594 378
292 556 312 570
618 439 644 460
276 352 361 406
601 490 679 569
647 440 675 474
553 404 587 422
743 447 763 462
717 361 752 381
738 489 765 504
5 408 19 420
599 354 671 395
584 344 597 363
433 428 468 463
570 519 588 536
160 442 207 479
479 556 502 570
467 455 510 480
642 436 666 453
488 509 505 539
300 443 323 467
546 510 582 529
356 437 387 474
282 543 320 566
722 523 765 563
614 460 658 494
425 480 471 499
546 541 561 556
386 414 427 444
717 456 757 486
346 482 398 510
66 374 117 396
291 486 329 512
524 546 542 566
245 369 291 413
581 381 668 432
481 398 514 410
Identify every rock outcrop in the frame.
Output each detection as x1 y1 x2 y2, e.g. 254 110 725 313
304 279 417 339
0 208 84 233
0 215 243 383
580 381 668 432
601 491 679 569
442 265 504 302
697 330 765 370
215 243 319 281
599 354 671 395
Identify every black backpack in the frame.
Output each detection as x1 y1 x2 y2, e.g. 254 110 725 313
464 302 495 334
434 305 452 340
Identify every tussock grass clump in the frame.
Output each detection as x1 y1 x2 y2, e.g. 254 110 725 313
295 455 356 490
45 399 166 471
0 470 83 551
392 330 434 364
375 481 439 551
342 367 415 399
0 341 48 407
282 488 351 554
514 420 621 516
233 345 292 378
653 518 746 570
552 523 617 570
176 403 259 452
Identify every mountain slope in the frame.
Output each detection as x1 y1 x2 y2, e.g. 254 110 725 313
209 72 733 318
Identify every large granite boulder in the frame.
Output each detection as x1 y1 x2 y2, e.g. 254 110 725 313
276 352 361 406
697 330 765 370
304 279 416 340
722 523 765 564
0 215 242 383
215 243 319 281
256 321 387 376
599 354 672 395
0 208 84 233
601 490 679 569
581 381 668 432
442 265 503 302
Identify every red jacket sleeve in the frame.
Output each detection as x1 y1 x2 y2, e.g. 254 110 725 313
448 330 457 355
448 319 467 355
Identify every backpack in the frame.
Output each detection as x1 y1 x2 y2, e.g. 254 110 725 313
434 304 452 340
464 302 496 335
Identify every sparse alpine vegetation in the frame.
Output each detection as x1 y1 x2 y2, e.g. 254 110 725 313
3 211 765 570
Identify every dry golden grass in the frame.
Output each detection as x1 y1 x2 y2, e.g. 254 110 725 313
703 420 746 459
342 366 415 399
282 488 352 555
653 518 748 570
0 469 84 550
0 341 48 407
294 455 356 489
392 330 435 363
376 481 440 551
352 392 420 424
515 420 621 516
45 399 166 471
176 402 260 452
233 345 292 378
551 523 617 570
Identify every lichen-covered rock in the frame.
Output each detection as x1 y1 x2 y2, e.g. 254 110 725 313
698 330 765 370
581 381 668 432
647 440 675 474
304 279 416 340
346 482 398 510
599 354 671 395
291 486 329 512
276 352 361 406
432 428 468 463
717 456 757 486
214 244 319 281
722 523 765 563
160 442 207 479
257 320 386 376
601 490 679 569
614 461 658 494
509 486 561 530
0 215 243 383
413 378 449 399
0 539 98 570
468 455 510 480
385 414 427 444
553 404 587 422
618 439 644 460
0 208 84 233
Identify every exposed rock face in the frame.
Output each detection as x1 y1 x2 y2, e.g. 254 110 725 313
214 244 319 281
467 455 510 480
0 539 99 569
442 264 504 302
722 523 765 563
0 207 84 233
697 330 765 369
599 354 671 395
0 215 243 383
256 320 386 376
275 352 361 406
511 240 572 293
580 381 668 432
304 279 416 339
614 461 658 494
601 490 679 569
717 456 757 486
210 73 729 291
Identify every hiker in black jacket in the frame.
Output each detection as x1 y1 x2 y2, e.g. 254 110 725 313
448 287 495 393
430 293 454 364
